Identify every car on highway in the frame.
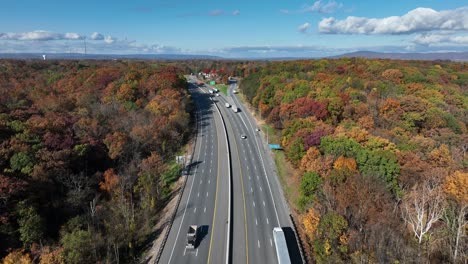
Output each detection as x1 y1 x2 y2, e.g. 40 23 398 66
240 134 247 139
255 128 260 132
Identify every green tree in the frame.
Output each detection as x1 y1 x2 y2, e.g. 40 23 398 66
320 136 362 158
356 149 400 195
9 152 34 175
298 171 322 211
313 212 348 263
60 229 94 264
287 138 305 166
16 201 44 248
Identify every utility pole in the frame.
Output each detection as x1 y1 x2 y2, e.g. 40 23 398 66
84 37 87 55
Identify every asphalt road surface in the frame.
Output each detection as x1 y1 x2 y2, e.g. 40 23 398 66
158 79 230 264
159 78 302 264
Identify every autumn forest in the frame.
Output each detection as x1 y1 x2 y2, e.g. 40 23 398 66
240 58 467 263
0 60 193 263
0 58 467 263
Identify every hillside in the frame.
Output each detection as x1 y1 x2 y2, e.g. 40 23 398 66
0 60 193 263
240 58 467 263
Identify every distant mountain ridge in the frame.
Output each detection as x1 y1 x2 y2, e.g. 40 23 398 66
0 51 467 61
331 51 468 61
0 53 222 60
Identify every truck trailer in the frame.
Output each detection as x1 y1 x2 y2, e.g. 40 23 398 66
273 227 291 264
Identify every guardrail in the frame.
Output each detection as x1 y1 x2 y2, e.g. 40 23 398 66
210 94 232 264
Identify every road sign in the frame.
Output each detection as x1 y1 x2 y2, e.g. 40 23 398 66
268 144 282 150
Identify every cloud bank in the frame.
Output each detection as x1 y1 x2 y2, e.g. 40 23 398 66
319 7 468 34
0 30 85 41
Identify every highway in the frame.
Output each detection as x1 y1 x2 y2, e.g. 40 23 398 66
158 79 230 264
158 77 302 264
214 82 297 264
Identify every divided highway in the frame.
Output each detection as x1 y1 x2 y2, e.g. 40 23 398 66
158 77 301 264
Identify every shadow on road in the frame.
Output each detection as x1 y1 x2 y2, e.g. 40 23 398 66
196 225 209 248
283 226 303 264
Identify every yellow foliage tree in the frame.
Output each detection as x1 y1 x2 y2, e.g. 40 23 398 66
2 250 32 264
39 247 64 264
300 147 321 171
333 156 357 172
443 171 468 204
302 207 320 241
428 144 453 167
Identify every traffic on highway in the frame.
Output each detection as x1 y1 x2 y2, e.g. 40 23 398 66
158 77 301 264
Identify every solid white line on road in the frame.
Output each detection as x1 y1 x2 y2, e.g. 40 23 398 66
194 207 197 213
167 105 202 264
184 247 187 256
258 240 260 248
196 248 199 256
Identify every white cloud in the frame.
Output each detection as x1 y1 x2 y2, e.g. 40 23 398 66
0 30 84 41
281 1 343 15
298 23 311 33
64 32 84 40
104 35 116 44
90 32 104 40
304 1 343 14
232 10 240 16
413 33 468 46
319 7 468 34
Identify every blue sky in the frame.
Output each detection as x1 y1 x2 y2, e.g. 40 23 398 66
1 0 467 57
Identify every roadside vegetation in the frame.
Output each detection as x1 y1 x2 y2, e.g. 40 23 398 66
0 60 193 263
240 58 467 263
